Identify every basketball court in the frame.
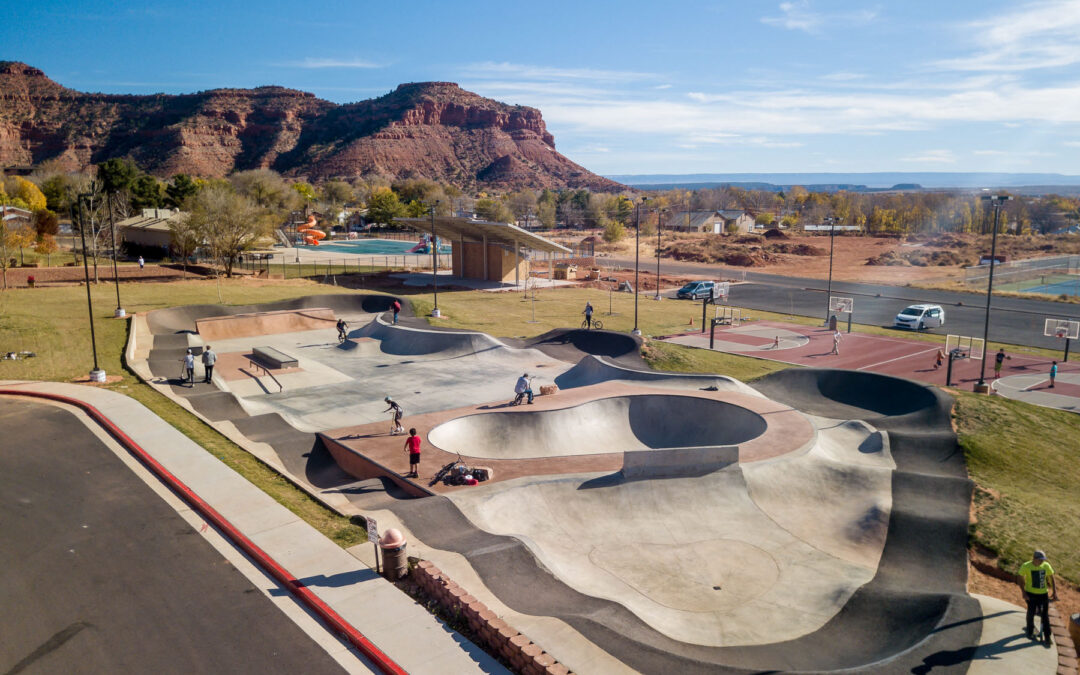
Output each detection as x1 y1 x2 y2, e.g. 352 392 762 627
664 315 1080 413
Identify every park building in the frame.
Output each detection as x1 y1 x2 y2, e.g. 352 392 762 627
666 209 755 235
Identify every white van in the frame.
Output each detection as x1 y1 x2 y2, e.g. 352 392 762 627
894 304 945 330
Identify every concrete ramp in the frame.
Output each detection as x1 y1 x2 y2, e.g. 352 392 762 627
555 355 748 393
146 293 398 335
427 395 767 460
621 445 737 479
356 317 509 358
196 308 337 341
337 337 381 356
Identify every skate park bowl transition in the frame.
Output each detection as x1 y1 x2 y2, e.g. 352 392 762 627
428 394 767 460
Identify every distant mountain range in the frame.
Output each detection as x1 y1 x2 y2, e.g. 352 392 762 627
607 172 1080 193
0 61 618 191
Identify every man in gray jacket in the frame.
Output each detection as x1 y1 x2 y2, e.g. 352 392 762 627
201 346 217 384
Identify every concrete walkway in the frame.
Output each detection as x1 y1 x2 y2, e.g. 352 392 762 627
0 380 507 675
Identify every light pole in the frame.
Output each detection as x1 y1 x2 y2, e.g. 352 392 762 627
633 197 647 336
429 200 441 318
105 192 125 317
976 194 1012 390
653 207 663 300
74 192 105 382
823 216 837 323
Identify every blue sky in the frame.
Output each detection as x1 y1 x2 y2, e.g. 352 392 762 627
5 0 1080 176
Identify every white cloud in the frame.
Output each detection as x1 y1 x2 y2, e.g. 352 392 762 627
900 150 956 164
654 84 673 90
761 1 878 34
820 72 865 82
1065 141 1080 147
287 57 383 69
934 0 1080 72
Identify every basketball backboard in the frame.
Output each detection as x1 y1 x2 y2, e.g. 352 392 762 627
945 334 985 360
1044 318 1080 340
829 296 854 313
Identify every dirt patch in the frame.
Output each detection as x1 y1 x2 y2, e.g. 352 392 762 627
575 269 711 292
3 264 205 287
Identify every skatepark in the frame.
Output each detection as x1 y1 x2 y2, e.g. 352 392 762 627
103 292 1065 673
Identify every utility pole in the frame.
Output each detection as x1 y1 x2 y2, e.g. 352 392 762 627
75 194 105 382
824 216 837 323
633 197 647 336
976 194 1012 391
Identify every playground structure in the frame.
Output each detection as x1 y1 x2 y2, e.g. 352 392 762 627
119 295 1015 674
296 215 326 246
406 234 442 254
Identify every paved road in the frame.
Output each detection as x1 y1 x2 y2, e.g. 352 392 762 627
0 398 345 675
610 256 1080 350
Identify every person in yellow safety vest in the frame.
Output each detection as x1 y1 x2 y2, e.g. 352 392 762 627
1018 549 1057 642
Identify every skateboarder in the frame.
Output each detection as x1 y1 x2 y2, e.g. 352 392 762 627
514 373 534 405
994 348 1011 378
201 345 217 383
1050 361 1058 388
403 428 422 478
384 396 404 435
182 348 195 386
336 318 348 342
391 299 402 325
1018 549 1057 642
582 302 594 329
831 330 842 355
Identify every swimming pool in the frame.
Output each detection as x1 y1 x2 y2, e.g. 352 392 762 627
302 238 452 255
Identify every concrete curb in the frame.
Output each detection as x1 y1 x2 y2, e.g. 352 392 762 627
0 386 408 675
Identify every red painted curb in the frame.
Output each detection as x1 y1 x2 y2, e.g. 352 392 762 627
0 388 408 675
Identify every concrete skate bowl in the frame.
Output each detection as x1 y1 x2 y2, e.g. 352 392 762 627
752 367 945 423
356 317 511 358
379 367 978 673
428 395 766 460
517 328 643 366
145 294 403 335
555 355 744 393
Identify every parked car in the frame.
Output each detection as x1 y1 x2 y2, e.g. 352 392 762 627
677 280 716 300
894 304 945 330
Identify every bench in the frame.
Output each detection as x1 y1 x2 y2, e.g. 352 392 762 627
252 346 298 369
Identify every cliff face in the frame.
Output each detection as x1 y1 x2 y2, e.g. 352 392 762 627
0 63 619 190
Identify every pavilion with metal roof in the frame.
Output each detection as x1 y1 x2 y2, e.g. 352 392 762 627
396 216 572 287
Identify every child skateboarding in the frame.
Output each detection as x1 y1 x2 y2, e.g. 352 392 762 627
384 396 405 435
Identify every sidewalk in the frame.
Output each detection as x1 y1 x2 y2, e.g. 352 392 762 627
0 380 507 675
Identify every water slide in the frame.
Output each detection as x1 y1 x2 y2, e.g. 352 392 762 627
296 215 325 246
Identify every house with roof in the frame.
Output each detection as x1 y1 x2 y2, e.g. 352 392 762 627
116 208 187 251
666 209 755 235
1 205 33 230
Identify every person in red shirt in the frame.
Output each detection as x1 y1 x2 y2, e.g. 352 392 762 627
403 428 421 478
392 299 402 325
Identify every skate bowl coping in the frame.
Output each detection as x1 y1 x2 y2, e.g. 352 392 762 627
428 394 767 460
195 308 336 341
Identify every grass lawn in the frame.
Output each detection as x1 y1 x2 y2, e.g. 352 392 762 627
955 391 1080 583
0 277 372 548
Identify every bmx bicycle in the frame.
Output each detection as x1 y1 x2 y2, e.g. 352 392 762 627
580 318 603 330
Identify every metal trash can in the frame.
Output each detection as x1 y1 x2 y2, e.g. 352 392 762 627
1070 612 1080 651
379 529 408 581
828 314 838 331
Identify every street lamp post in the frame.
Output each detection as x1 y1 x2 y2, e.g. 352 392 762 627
976 194 1012 390
633 197 647 336
105 193 125 318
75 193 105 382
430 200 441 318
654 208 663 300
824 216 837 323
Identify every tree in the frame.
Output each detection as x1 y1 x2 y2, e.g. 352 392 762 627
165 174 199 208
365 188 405 226
168 212 201 275
97 158 139 196
184 185 265 278
508 190 538 220
230 169 288 209
475 198 513 223
602 219 626 243
321 181 354 208
130 175 164 210
32 209 60 238
34 234 58 265
537 201 556 229
4 177 47 211
755 212 775 226
291 181 317 204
